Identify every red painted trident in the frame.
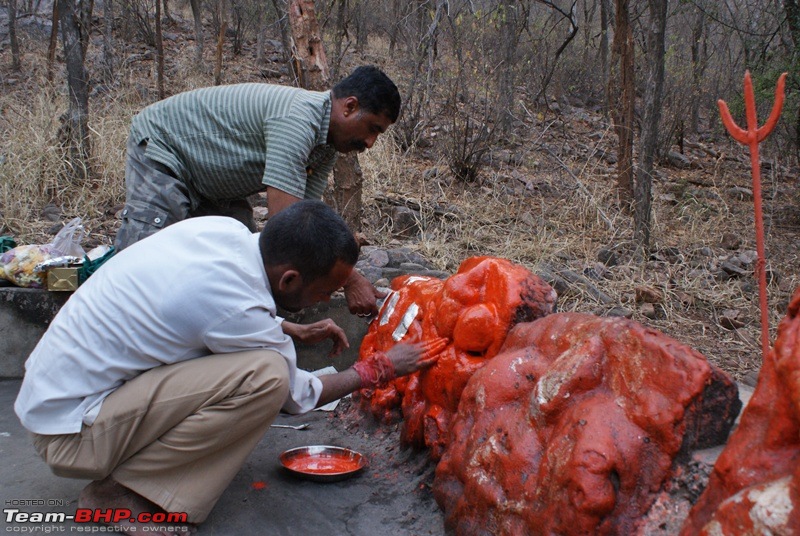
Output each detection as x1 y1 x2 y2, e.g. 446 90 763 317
717 71 787 359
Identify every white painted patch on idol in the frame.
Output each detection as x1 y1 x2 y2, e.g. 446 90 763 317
378 290 399 326
747 476 793 530
392 302 419 341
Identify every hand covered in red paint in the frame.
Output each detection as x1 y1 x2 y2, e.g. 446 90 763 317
354 338 449 388
282 319 349 357
390 337 449 376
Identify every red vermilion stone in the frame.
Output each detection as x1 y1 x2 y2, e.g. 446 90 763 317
432 313 739 535
681 288 800 535
355 256 557 459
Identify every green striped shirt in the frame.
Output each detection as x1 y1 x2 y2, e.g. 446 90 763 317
130 83 337 201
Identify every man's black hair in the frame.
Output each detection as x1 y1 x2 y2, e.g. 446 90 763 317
332 66 401 123
259 200 359 282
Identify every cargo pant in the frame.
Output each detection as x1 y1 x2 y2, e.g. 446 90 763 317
31 350 289 524
114 136 258 251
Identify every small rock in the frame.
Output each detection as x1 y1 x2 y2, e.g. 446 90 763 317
356 266 383 284
399 262 427 272
697 247 714 257
635 286 663 304
667 151 692 169
583 263 607 280
720 233 741 250
736 250 758 266
726 186 753 201
42 204 62 222
640 303 659 319
714 270 734 282
390 206 421 238
252 207 269 221
386 247 434 268
675 291 695 307
423 167 439 180
361 248 390 268
597 247 619 267
720 260 748 277
659 193 678 205
605 307 634 319
742 369 760 388
739 281 756 294
719 309 745 330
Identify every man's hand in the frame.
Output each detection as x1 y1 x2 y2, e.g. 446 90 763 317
352 338 449 389
386 338 449 376
344 270 386 317
315 338 449 408
282 319 349 357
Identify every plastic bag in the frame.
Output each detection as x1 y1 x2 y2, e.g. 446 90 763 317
0 218 86 288
51 217 86 258
1 244 62 288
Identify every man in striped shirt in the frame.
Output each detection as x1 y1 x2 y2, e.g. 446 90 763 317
114 65 400 316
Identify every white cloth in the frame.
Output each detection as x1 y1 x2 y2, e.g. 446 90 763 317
15 216 322 435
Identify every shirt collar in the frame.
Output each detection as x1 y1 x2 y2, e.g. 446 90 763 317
317 90 332 147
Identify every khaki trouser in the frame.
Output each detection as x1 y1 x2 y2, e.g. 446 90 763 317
32 350 290 523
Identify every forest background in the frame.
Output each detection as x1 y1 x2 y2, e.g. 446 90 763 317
1 0 799 382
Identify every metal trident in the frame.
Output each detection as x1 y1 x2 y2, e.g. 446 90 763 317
717 71 787 359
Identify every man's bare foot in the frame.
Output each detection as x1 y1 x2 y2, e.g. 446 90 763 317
78 477 197 534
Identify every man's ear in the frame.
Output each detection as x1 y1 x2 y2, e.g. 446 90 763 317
343 96 360 117
277 269 303 293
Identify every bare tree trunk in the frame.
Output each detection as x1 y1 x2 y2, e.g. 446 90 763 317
498 0 521 134
270 0 297 81
155 0 165 98
288 0 363 231
189 0 203 65
57 0 91 182
102 0 114 82
287 0 330 90
689 3 707 134
388 0 401 54
783 0 800 154
634 0 668 252
532 0 578 104
353 0 368 52
610 0 634 204
255 6 265 64
599 0 610 115
214 0 227 85
331 0 349 81
330 153 363 232
9 0 21 70
78 0 93 56
162 0 173 23
47 1 59 81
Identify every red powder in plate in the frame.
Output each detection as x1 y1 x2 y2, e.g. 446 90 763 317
284 454 361 475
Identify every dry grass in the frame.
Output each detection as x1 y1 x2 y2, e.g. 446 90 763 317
2 15 799 381
361 109 800 380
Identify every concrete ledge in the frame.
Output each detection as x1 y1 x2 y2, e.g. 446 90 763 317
0 288 70 378
0 287 366 379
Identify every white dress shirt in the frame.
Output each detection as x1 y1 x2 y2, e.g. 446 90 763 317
15 216 322 435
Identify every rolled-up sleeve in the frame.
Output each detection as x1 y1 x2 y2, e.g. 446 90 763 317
203 306 323 413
